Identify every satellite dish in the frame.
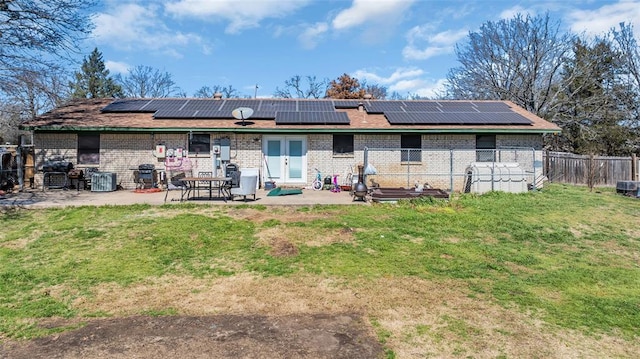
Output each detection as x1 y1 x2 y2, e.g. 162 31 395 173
232 107 254 120
232 107 254 126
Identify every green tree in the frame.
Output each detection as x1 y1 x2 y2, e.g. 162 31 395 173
69 48 122 98
553 37 633 155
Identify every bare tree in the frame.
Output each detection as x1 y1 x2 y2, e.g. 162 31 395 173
0 0 95 88
445 13 573 118
1 0 95 141
115 65 182 98
1 66 69 119
193 85 239 98
361 81 388 99
273 75 328 98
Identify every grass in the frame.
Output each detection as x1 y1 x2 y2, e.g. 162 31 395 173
1 183 639 356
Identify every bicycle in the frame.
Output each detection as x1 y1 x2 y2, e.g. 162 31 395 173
312 168 323 190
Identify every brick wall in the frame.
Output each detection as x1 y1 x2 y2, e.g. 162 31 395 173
33 132 543 191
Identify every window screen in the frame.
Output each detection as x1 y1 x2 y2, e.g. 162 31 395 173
77 134 100 165
189 133 210 155
333 134 354 155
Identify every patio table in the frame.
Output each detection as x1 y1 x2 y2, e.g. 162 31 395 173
179 176 231 202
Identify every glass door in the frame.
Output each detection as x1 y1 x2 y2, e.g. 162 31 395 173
263 136 307 184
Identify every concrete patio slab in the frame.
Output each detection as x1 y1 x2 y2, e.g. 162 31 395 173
0 187 369 209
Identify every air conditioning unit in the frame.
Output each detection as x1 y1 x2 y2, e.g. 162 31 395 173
91 172 117 192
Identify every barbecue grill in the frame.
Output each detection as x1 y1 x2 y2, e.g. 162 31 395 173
134 164 157 189
41 159 74 190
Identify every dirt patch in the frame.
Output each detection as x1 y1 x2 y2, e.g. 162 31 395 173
0 314 382 359
269 238 299 257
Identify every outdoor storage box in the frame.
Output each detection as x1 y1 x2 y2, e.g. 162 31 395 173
616 181 640 195
264 181 276 190
91 172 117 192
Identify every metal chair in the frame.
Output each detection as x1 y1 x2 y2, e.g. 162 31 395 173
197 171 212 197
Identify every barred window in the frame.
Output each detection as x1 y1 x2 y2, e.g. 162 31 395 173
476 135 496 162
401 135 422 162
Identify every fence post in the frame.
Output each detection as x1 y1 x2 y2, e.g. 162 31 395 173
450 149 454 192
363 146 368 185
632 154 637 181
406 150 411 187
531 148 537 191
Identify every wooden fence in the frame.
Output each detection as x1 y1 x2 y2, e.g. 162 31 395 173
543 151 639 186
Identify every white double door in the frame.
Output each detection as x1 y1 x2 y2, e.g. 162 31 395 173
262 135 307 184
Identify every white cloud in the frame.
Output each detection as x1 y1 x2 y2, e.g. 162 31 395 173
93 3 206 57
499 5 535 20
354 67 425 85
566 0 640 38
353 67 446 98
298 22 329 49
105 61 130 74
165 0 311 34
332 0 415 30
402 26 468 61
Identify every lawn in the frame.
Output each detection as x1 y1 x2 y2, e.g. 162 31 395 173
1 183 639 357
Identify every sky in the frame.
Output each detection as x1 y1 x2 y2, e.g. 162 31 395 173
86 0 640 99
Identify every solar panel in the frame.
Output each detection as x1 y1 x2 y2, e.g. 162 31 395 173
250 110 277 119
180 99 219 112
275 111 349 124
144 99 190 112
438 102 477 112
365 101 404 113
333 100 361 109
153 109 198 119
218 99 260 114
472 102 512 112
260 100 297 112
402 102 442 112
385 111 532 125
298 100 334 112
102 99 152 112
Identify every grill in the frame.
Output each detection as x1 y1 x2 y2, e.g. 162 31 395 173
41 160 74 190
134 164 157 189
42 160 73 173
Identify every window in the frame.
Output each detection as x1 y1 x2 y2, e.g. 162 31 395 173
77 134 100 165
401 134 422 162
333 134 354 155
476 134 496 162
189 133 210 155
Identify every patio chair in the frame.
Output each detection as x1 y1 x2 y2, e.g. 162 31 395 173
230 174 258 201
197 171 212 197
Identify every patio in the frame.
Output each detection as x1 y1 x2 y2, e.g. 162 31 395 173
0 186 368 209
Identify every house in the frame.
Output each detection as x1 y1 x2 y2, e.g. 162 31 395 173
20 96 560 192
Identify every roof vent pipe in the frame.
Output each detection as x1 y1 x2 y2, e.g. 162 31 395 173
213 92 223 99
358 102 364 112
